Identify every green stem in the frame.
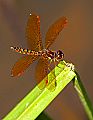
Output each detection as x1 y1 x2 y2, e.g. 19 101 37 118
73 72 93 120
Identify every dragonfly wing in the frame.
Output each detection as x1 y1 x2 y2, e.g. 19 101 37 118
11 55 38 77
47 78 56 91
35 58 48 89
45 16 68 49
26 14 43 51
35 58 56 91
46 63 57 91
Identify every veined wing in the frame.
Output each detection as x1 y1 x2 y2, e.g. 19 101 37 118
25 14 43 51
11 55 38 77
45 16 68 49
35 58 48 89
35 58 56 91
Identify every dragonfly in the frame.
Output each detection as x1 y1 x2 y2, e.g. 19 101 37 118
11 13 67 90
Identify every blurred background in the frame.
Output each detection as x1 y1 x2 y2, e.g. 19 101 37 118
0 0 93 119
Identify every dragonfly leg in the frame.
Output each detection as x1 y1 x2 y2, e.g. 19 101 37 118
65 62 75 71
56 60 75 71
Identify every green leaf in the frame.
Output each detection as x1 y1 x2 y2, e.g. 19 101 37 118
3 60 76 120
73 72 93 120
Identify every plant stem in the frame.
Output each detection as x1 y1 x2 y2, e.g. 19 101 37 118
73 72 93 120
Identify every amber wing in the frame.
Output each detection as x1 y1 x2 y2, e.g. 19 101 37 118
11 55 38 77
35 58 48 89
25 14 43 51
45 16 68 49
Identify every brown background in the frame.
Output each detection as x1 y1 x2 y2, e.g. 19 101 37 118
0 0 93 120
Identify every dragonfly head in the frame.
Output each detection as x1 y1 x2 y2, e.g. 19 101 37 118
56 50 64 61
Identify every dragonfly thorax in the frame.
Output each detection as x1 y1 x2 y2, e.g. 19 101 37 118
41 49 55 60
41 49 64 62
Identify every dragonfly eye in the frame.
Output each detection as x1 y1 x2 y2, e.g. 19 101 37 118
56 50 64 61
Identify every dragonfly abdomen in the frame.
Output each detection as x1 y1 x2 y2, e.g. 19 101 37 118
11 46 36 55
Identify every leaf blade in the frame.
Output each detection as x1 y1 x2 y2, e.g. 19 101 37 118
3 61 76 120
